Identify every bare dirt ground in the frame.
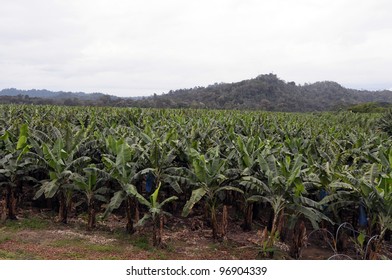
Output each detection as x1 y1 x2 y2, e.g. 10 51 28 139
0 209 266 260
3 208 390 260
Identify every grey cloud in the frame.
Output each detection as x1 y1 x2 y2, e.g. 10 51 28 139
0 0 391 96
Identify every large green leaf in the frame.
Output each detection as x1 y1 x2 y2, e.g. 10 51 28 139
214 186 244 195
192 155 207 183
102 156 116 170
16 136 27 150
116 141 133 167
159 196 178 208
287 157 303 186
39 180 59 199
293 205 333 229
241 176 270 193
84 167 112 181
150 181 161 208
236 136 251 168
16 124 28 150
210 158 226 178
0 130 10 141
16 145 30 163
140 132 152 144
103 190 126 219
246 195 263 203
106 135 117 154
182 187 207 217
66 156 90 170
162 175 183 194
42 143 60 170
126 184 150 207
135 213 152 227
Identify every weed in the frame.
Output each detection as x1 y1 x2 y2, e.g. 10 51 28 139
131 236 152 251
0 235 11 244
147 248 168 260
0 228 12 244
164 242 176 253
4 217 49 231
85 243 122 253
0 249 40 260
62 251 86 259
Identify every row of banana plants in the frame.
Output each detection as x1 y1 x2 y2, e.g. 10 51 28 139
0 104 391 258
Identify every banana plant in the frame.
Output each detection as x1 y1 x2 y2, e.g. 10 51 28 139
377 108 392 136
128 182 177 247
100 135 141 234
33 124 90 223
357 150 392 258
302 136 363 228
233 135 264 231
71 164 110 230
243 153 331 257
0 124 34 220
137 128 184 195
343 161 391 259
182 147 243 240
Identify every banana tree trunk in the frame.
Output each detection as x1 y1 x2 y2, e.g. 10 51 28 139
153 215 164 247
221 205 228 239
6 185 18 220
134 200 140 223
290 219 306 259
267 208 284 258
125 197 135 234
270 207 285 239
0 192 7 222
243 203 253 231
270 212 278 240
277 208 286 241
58 192 68 224
211 206 219 240
87 200 96 231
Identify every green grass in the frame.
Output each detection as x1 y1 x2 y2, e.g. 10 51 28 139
61 251 86 259
149 251 168 260
85 243 123 253
164 242 176 253
0 227 12 244
0 249 40 260
130 236 152 251
0 235 12 244
208 243 220 250
4 217 50 231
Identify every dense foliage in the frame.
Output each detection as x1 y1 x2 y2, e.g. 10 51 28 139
1 104 391 258
348 102 392 113
153 75 392 111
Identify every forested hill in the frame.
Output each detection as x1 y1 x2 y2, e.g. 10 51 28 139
1 74 392 111
144 74 392 111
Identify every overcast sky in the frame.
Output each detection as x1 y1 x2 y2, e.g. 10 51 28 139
1 0 391 97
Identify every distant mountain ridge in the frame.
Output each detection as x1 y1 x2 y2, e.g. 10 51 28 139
0 88 116 101
2 74 392 111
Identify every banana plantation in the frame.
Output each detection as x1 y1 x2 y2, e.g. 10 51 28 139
1 104 391 259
